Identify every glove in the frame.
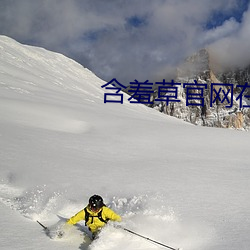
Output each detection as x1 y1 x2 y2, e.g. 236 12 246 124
55 223 71 238
56 230 64 238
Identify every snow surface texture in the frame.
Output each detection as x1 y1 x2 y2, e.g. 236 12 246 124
0 35 250 250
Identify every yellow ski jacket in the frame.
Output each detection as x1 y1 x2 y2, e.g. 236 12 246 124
67 206 121 233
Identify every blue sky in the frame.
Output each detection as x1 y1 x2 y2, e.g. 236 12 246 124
206 0 249 28
0 0 249 83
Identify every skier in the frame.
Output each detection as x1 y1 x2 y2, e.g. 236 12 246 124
66 194 121 239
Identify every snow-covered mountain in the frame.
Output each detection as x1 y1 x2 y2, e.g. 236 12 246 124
0 36 250 250
152 49 250 130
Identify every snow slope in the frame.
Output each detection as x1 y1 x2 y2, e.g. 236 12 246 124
0 35 250 250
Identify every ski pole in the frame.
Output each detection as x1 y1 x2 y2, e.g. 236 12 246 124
37 220 48 231
122 227 180 250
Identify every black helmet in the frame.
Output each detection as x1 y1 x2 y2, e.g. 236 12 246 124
89 195 104 210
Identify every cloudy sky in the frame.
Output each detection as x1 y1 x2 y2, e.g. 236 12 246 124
0 0 249 84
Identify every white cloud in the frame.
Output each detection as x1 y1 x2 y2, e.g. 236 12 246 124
201 18 240 45
0 0 248 82
209 4 250 69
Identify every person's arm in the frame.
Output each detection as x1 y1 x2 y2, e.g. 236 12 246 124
67 209 85 225
103 207 122 222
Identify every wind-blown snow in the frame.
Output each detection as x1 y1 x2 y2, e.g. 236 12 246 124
0 35 249 250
